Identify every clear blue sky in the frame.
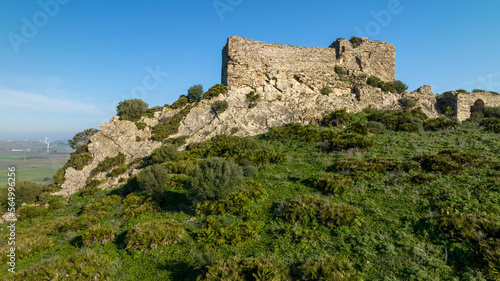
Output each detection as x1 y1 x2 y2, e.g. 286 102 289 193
1 0 499 141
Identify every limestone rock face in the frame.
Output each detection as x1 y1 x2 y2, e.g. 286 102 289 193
56 117 161 196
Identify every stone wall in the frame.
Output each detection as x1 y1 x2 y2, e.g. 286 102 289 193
441 91 500 121
222 36 395 92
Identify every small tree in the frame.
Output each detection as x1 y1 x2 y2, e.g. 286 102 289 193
187 84 204 102
117 99 149 121
0 181 43 212
187 157 244 202
150 144 180 164
69 128 98 154
136 164 169 195
212 100 229 115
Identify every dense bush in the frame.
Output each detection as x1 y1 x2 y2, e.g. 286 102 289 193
329 132 374 151
346 122 368 135
69 128 98 154
441 105 455 117
202 84 227 100
265 123 337 142
126 219 185 251
91 152 126 175
324 109 350 127
321 86 333 95
117 99 149 121
366 75 382 88
135 121 147 130
246 91 261 108
484 107 500 118
187 157 244 203
150 144 180 164
171 95 189 109
196 218 259 249
6 250 111 281
187 84 204 102
110 164 129 177
331 157 419 177
65 152 93 170
143 106 165 118
279 194 359 228
335 65 346 75
349 36 362 48
18 204 48 220
366 121 386 134
122 192 161 220
195 181 265 215
424 117 459 131
413 149 480 175
396 116 423 132
480 117 500 133
366 76 408 93
0 180 43 213
151 106 191 141
212 100 229 114
300 256 361 281
314 173 354 198
81 224 115 246
400 97 417 110
201 257 290 281
136 164 169 195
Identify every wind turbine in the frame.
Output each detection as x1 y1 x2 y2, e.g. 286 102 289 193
41 136 53 153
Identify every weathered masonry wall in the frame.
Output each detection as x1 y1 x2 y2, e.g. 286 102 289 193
222 36 395 91
441 91 500 121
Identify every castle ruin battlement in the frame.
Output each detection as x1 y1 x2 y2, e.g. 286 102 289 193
222 36 396 91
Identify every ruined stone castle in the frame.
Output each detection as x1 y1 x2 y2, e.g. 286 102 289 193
55 36 499 196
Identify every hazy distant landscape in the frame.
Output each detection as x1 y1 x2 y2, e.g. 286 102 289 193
0 141 71 187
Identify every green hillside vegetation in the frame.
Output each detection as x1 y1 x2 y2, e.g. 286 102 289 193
1 106 500 280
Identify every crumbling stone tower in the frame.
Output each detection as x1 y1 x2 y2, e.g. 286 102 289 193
222 36 396 91
440 91 500 121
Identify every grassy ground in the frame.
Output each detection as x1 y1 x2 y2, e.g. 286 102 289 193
0 119 499 280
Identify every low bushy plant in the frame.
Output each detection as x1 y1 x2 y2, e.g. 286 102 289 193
367 121 386 134
424 117 459 131
247 91 261 108
314 173 354 197
349 36 362 48
171 95 189 109
92 152 126 174
300 256 361 281
324 109 350 127
126 219 185 251
321 86 333 95
196 218 259 249
201 257 291 281
136 164 169 195
150 144 180 164
151 106 192 141
346 122 368 135
413 149 480 175
484 107 500 118
329 132 374 151
81 224 115 246
188 157 244 202
122 192 161 220
66 152 93 170
212 100 229 114
480 117 500 133
117 99 149 121
366 75 381 88
202 84 227 100
18 204 48 220
0 180 43 213
110 164 129 177
265 123 337 142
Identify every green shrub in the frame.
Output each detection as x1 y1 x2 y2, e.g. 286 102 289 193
150 144 180 164
65 152 93 170
188 157 244 203
143 106 164 118
135 121 147 130
366 121 386 134
81 224 115 246
346 122 368 135
151 106 191 141
441 105 455 117
212 100 229 114
280 194 359 228
469 111 484 122
367 75 381 88
480 238 500 278
424 117 459 131
202 84 227 100
68 128 98 154
53 168 66 185
122 192 161 220
329 133 374 151
436 213 500 243
171 95 189 109
396 116 423 133
401 97 417 110
18 204 48 220
0 180 43 213
300 256 361 281
6 250 111 281
321 86 333 95
92 152 126 174
136 164 169 195
484 107 500 118
393 80 409 93
472 89 486 93
110 164 129 177
201 257 291 281
335 65 346 75
456 89 468 93
117 99 149 121
331 157 417 177
187 84 204 102
81 195 122 215
195 181 265 215
196 218 259 249
324 109 350 127
166 174 188 188
314 173 354 197
247 91 261 108
480 117 500 133
265 123 336 142
125 219 185 251
413 149 479 175
349 36 362 48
